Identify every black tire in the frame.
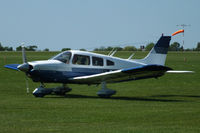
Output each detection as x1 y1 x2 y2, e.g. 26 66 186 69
97 94 112 98
33 93 45 98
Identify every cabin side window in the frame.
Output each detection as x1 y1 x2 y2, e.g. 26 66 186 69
92 57 103 66
72 54 90 65
106 60 114 66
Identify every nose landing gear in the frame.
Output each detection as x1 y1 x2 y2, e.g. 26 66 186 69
32 83 72 97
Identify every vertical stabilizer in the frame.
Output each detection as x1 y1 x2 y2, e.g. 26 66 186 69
135 35 171 65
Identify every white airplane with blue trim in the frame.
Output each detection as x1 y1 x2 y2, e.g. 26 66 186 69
5 33 193 97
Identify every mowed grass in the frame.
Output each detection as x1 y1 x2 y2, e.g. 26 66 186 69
0 51 200 133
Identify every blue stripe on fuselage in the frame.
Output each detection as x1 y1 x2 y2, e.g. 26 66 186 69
28 67 116 83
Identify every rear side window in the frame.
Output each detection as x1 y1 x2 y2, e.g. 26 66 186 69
72 54 90 65
92 57 103 66
106 60 114 66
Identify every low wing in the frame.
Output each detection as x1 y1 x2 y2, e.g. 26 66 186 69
69 65 172 84
4 64 20 71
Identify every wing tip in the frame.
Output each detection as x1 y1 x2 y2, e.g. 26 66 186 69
166 70 194 74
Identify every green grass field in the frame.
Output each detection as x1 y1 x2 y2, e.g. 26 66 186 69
0 51 200 133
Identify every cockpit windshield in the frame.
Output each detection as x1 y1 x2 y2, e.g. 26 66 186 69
50 51 71 63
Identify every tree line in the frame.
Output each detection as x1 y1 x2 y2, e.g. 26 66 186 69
93 42 200 51
0 42 200 51
0 43 40 51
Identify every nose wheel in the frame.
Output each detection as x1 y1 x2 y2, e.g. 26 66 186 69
53 84 72 95
32 83 72 97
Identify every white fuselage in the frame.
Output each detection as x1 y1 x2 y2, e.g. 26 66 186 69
26 50 147 83
29 50 146 72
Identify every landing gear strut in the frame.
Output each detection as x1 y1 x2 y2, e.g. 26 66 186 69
97 81 116 98
32 83 72 97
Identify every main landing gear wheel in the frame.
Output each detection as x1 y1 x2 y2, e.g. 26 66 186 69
97 82 116 98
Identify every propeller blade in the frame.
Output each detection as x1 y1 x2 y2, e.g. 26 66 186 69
25 76 30 94
22 45 27 63
21 44 30 94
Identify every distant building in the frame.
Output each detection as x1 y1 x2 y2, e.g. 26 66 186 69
140 45 145 51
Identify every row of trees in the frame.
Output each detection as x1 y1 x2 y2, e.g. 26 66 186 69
16 45 38 51
0 43 49 51
1 42 200 51
61 48 86 51
94 42 200 51
94 46 137 51
0 43 13 51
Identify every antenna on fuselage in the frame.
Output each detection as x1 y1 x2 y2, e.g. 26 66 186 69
110 50 117 56
108 48 115 56
128 53 135 60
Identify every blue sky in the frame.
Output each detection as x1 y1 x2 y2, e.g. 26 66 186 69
0 0 199 51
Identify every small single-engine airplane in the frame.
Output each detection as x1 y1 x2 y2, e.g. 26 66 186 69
5 32 193 98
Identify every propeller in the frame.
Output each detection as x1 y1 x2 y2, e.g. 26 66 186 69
18 45 30 94
17 45 30 72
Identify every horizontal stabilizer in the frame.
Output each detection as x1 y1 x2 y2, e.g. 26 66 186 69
4 64 20 71
166 70 194 73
